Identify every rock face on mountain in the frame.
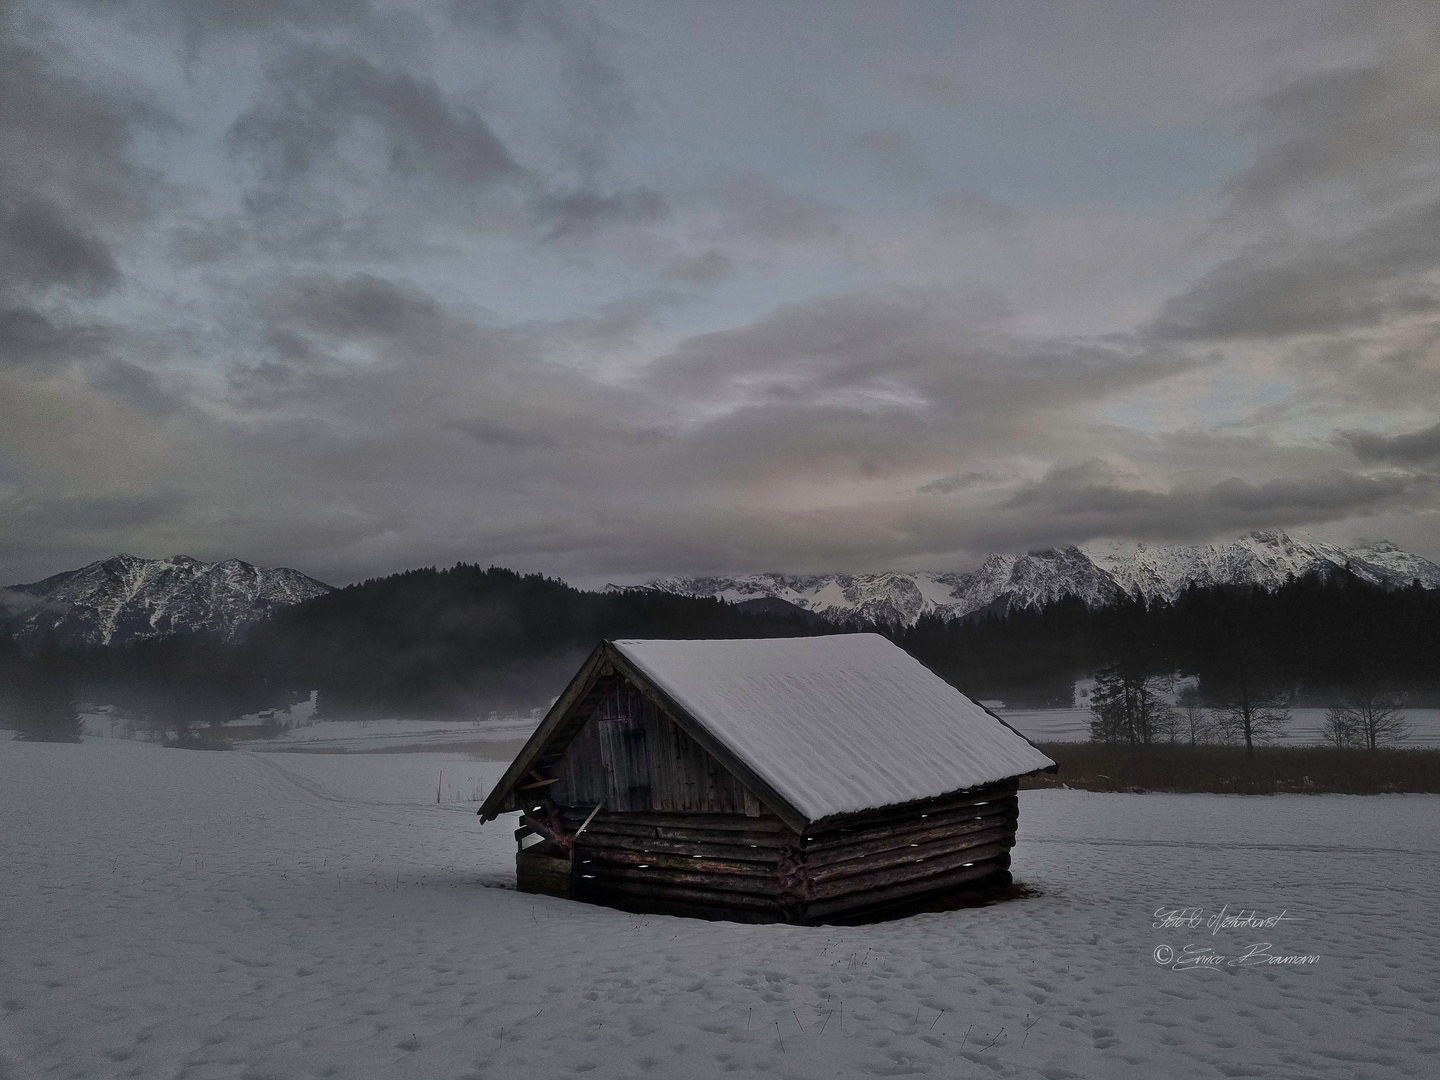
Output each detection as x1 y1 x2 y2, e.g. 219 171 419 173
642 532 1440 626
3 554 333 647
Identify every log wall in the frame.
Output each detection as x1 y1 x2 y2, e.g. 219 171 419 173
511 667 1024 923
547 779 1019 924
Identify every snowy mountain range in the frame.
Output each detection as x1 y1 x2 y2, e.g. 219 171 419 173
635 531 1440 627
2 554 333 647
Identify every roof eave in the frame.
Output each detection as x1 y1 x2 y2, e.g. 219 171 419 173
477 640 609 822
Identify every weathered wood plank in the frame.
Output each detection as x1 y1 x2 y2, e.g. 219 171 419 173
803 859 1006 919
573 832 782 863
808 824 1016 885
808 840 1013 901
804 784 1019 837
577 849 776 878
804 806 1018 865
516 849 572 898
578 863 779 897
558 809 791 833
561 819 793 851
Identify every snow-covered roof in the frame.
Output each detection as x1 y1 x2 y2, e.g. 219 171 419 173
611 634 1053 823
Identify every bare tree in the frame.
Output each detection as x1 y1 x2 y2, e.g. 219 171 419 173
1214 676 1290 756
1177 693 1213 747
1335 685 1411 750
1321 706 1360 749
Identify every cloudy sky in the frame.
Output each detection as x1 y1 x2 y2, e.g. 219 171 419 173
3 0 1439 586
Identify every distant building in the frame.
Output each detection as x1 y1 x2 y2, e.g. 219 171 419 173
479 634 1054 924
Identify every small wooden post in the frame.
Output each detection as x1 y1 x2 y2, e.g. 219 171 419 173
437 770 442 804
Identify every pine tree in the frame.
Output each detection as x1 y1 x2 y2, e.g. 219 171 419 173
12 636 83 743
1088 665 1173 747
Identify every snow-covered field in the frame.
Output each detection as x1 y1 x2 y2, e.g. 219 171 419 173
243 716 541 757
2 737 1436 1079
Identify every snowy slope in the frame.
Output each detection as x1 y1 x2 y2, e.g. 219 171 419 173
645 531 1440 626
1088 530 1440 601
2 736 1435 1079
3 552 332 646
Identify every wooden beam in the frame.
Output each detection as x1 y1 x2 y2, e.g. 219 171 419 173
576 834 781 864
808 839 1013 901
805 811 1016 869
519 814 572 851
808 825 1015 886
804 779 1018 833
572 802 605 840
803 859 1005 920
803 798 1018 856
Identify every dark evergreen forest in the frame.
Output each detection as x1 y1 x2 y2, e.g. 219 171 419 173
3 565 1437 729
896 571 1440 706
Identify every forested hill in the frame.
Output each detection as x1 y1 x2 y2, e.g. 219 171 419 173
246 565 833 717
896 570 1440 706
9 563 1439 727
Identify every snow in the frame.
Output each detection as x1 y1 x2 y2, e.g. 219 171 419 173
647 531 1440 626
5 553 332 646
246 715 540 755
612 634 1054 822
3 735 1436 1079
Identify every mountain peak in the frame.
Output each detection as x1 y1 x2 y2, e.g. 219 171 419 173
5 554 333 647
646 533 1440 626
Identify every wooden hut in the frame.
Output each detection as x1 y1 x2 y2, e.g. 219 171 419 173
478 634 1055 923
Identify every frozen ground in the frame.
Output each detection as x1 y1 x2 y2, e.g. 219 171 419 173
2 738 1436 1080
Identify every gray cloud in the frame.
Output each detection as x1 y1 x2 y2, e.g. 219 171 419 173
916 471 998 496
72 0 375 35
1155 197 1440 339
6 0 1440 586
1155 12 1440 342
0 308 109 370
856 129 926 182
444 416 562 450
230 48 520 188
1347 420 1440 465
0 585 46 615
643 290 1193 422
1223 17 1440 220
538 186 669 240
707 175 841 245
270 274 450 343
14 489 189 533
665 249 732 285
996 460 1421 541
87 360 185 415
446 0 631 136
0 199 120 294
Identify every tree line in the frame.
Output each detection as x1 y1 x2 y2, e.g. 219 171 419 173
0 566 839 736
2 563 1436 742
896 570 1439 705
892 570 1437 753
